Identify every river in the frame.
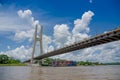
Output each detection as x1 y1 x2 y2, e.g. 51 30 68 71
0 65 120 80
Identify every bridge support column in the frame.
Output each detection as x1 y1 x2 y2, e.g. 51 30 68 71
31 25 43 64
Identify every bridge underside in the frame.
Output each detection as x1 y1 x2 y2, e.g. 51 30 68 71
25 28 120 62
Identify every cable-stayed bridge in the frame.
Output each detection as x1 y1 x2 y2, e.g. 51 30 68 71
25 27 120 63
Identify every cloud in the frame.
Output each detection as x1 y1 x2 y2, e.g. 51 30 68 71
0 35 54 61
53 24 71 48
17 10 32 18
42 34 54 53
7 45 11 50
0 11 33 33
47 45 54 52
65 11 94 45
53 11 94 49
14 29 34 42
0 9 53 61
17 9 40 28
15 9 54 54
89 0 93 3
13 9 41 42
0 15 24 32
0 45 32 61
7 45 11 49
72 10 94 34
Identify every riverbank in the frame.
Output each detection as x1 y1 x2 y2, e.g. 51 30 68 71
0 63 27 66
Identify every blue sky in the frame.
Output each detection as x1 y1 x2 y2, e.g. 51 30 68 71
0 0 120 62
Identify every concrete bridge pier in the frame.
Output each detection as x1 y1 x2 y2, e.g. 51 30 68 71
31 25 43 64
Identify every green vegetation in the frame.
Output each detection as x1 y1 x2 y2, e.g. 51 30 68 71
77 61 100 66
102 62 120 65
0 54 9 64
41 58 53 66
0 63 26 66
0 54 26 66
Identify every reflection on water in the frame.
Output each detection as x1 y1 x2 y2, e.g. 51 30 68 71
0 65 120 80
0 66 43 80
29 66 43 80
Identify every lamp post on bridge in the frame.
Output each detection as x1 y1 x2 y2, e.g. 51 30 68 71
31 25 43 64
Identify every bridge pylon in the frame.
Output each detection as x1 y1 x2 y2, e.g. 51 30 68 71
31 25 43 64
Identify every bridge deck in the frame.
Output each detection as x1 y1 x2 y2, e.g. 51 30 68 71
25 28 120 62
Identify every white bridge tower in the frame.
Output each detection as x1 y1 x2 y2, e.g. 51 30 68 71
31 25 43 64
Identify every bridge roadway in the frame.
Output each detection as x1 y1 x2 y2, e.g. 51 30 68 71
25 28 120 62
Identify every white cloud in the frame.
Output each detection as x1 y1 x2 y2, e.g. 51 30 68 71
0 9 54 61
13 9 41 42
17 10 32 18
10 10 94 49
14 10 54 56
47 45 54 52
7 46 11 50
17 9 40 28
64 11 94 46
72 10 94 34
54 11 94 48
42 34 53 53
14 29 34 42
0 10 34 33
53 24 71 48
0 15 27 32
89 0 93 3
0 45 32 61
0 35 53 61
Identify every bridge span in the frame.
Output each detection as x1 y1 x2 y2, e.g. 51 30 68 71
25 27 120 62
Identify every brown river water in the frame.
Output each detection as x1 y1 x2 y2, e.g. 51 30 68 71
0 65 120 80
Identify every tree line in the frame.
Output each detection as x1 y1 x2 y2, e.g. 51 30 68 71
0 54 21 64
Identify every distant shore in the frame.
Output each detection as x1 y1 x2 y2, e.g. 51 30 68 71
0 64 120 66
0 63 27 66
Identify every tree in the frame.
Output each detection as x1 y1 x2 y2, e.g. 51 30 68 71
0 54 21 64
8 57 20 64
0 54 9 64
